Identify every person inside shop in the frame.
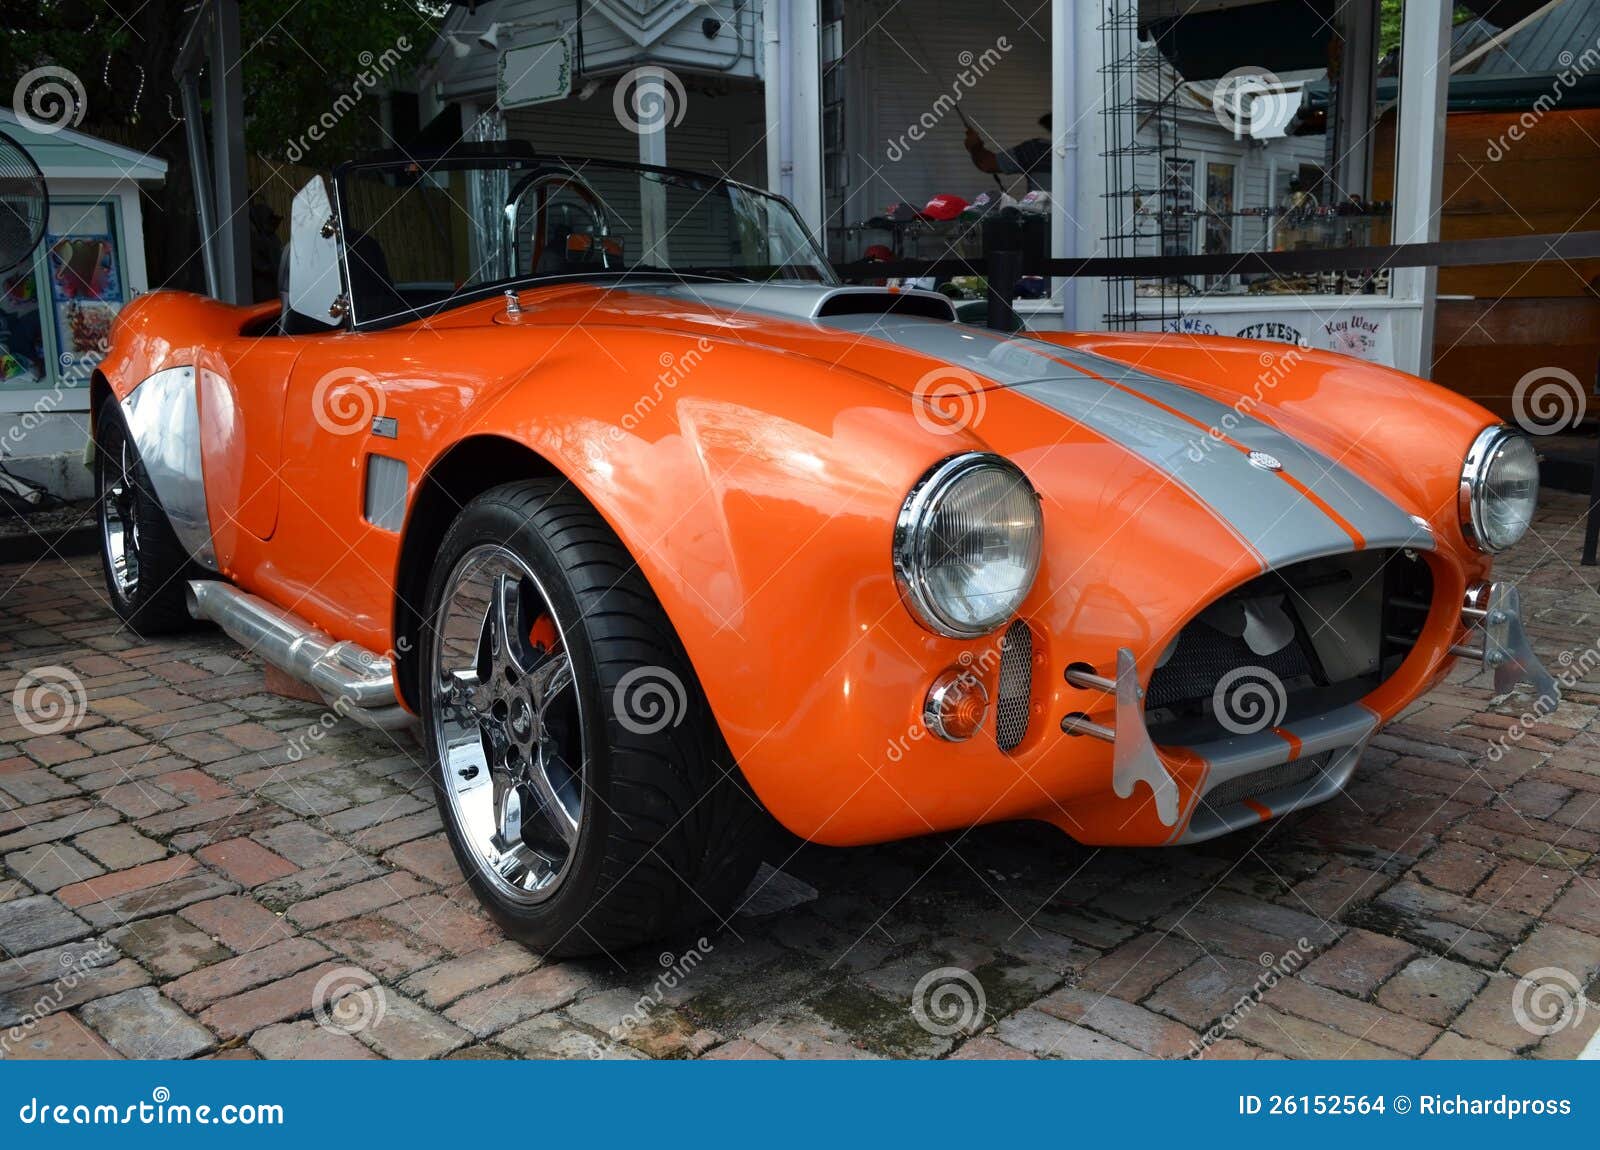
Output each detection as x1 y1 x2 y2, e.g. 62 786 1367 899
964 114 1053 191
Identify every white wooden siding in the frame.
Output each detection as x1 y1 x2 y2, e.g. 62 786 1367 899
435 0 762 102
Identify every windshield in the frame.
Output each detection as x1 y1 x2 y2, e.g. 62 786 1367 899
332 155 835 326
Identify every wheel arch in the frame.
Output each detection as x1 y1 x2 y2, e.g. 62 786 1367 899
89 370 113 432
392 434 564 709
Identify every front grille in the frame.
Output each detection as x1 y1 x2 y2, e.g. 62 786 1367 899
995 620 1033 752
1144 549 1432 745
1203 752 1333 809
1145 621 1316 713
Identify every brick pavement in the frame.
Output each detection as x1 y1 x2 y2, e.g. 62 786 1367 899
1 493 1597 1060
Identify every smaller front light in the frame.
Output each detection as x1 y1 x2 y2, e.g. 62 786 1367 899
923 668 989 742
1461 427 1539 552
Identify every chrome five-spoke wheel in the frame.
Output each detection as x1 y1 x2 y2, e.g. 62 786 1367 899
431 545 584 904
419 479 766 955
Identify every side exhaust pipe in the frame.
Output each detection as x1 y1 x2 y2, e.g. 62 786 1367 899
186 580 414 730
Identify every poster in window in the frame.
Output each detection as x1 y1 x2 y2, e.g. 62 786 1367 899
0 264 46 384
46 230 125 370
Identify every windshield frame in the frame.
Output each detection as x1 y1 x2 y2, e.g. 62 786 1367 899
329 152 836 331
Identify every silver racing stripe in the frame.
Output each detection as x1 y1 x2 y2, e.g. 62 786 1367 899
816 315 1431 566
1014 376 1357 568
1038 344 1427 551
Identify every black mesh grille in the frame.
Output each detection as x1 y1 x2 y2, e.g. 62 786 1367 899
1203 752 1333 809
1145 623 1316 713
995 620 1033 752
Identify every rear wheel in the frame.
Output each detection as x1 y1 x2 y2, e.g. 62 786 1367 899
94 402 195 635
420 479 768 956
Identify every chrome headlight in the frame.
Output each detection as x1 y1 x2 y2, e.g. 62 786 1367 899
894 454 1043 638
1460 426 1538 552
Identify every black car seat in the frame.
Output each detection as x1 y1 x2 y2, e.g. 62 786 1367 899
345 230 412 320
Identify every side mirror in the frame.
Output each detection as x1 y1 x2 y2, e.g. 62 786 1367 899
287 176 345 325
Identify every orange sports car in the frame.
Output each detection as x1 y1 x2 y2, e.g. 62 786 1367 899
93 148 1555 955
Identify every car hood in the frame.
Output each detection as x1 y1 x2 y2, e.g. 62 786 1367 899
615 283 1434 570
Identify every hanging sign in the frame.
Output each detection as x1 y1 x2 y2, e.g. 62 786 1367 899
498 36 573 109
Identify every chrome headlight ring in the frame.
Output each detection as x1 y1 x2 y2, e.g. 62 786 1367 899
893 453 1043 639
1459 425 1539 553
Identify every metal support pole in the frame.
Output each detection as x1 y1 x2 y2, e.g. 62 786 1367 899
1583 358 1600 565
180 75 220 300
987 249 1021 333
210 0 250 303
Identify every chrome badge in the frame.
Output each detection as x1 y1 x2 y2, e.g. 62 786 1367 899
1248 451 1283 473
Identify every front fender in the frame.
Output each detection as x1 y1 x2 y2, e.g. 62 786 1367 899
413 328 991 839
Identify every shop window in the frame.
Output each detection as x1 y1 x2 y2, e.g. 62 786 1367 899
1 200 125 390
0 261 46 386
45 203 127 369
1103 0 1398 324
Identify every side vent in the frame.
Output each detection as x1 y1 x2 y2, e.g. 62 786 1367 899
995 620 1034 752
364 454 408 531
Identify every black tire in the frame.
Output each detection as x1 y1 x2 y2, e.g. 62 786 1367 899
420 479 769 956
94 402 196 635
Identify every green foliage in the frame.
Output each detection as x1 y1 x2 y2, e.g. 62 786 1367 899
1380 1 1480 57
241 0 445 164
0 0 445 165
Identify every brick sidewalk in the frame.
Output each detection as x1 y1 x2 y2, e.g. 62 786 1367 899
2 494 1598 1060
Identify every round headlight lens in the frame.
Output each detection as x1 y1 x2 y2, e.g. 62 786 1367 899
1462 427 1538 552
894 454 1043 638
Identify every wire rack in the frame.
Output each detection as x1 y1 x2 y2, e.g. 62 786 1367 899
1099 1 1187 331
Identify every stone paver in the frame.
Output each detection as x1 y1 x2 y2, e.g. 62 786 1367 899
1 493 1598 1059
79 986 215 1058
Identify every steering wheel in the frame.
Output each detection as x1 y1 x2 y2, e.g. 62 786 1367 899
507 170 610 275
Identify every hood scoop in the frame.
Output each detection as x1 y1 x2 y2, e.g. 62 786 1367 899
641 282 955 324
813 287 955 321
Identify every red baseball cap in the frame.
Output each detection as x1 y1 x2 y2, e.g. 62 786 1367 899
922 194 969 221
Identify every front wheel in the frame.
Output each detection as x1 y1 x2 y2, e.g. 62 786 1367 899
420 480 767 956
